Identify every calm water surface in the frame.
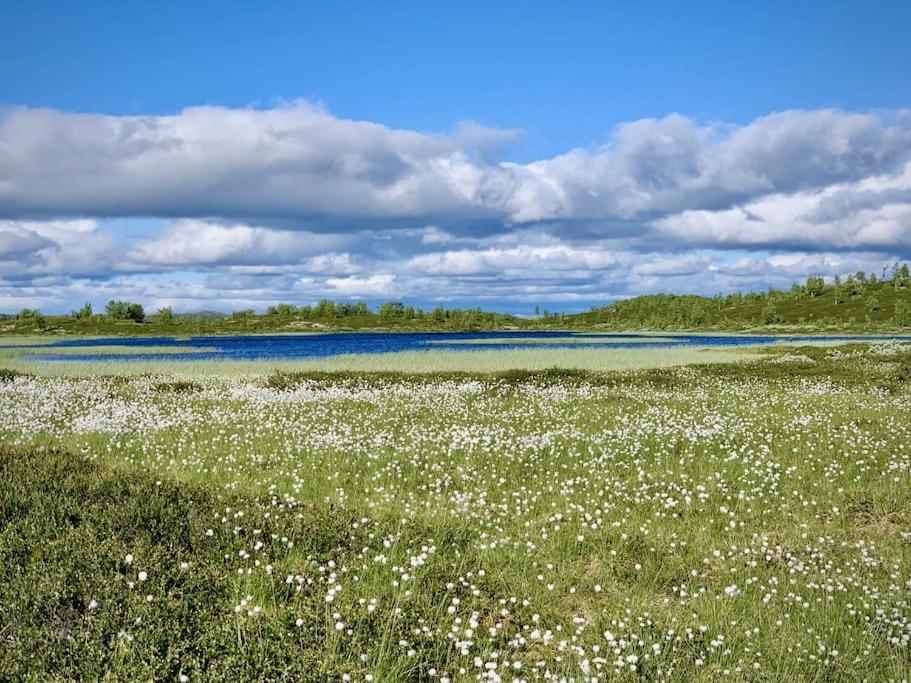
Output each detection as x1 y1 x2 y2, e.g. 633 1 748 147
16 332 911 363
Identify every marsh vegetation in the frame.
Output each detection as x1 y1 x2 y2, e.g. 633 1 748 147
1 342 910 680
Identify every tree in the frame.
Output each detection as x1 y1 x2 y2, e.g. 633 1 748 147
155 306 174 323
805 276 826 297
105 300 145 323
378 301 405 318
865 295 880 312
833 283 847 305
895 299 911 327
16 308 45 326
314 299 336 318
761 301 781 325
72 302 93 320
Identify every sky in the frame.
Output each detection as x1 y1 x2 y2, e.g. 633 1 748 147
1 1 910 314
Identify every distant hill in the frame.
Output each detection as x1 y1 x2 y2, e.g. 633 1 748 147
566 266 911 332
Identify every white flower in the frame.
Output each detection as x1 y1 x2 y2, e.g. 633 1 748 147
124 554 133 565
138 570 148 582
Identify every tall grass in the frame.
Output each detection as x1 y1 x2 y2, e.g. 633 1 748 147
2 342 910 679
0 345 759 377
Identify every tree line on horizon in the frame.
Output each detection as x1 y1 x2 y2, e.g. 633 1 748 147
1 298 525 331
4 262 911 331
582 262 911 329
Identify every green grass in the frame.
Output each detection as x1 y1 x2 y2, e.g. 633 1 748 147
0 344 215 357
2 342 910 680
0 445 367 681
426 336 679 345
0 344 760 377
570 279 911 332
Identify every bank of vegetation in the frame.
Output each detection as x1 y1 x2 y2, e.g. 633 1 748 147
3 262 910 335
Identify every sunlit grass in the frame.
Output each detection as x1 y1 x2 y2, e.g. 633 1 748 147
0 345 760 377
426 335 680 345
1 341 909 680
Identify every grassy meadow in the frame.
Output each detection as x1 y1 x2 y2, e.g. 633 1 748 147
0 342 760 377
1 341 910 681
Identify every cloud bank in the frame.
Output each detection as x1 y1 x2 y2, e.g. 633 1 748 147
1 102 910 311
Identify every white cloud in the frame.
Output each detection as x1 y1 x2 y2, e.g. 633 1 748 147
0 219 121 278
653 161 911 251
324 273 396 297
408 245 620 276
2 104 910 248
3 104 911 312
130 220 350 266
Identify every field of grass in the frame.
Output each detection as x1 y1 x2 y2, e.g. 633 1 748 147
427 337 681 346
0 344 759 378
569 278 911 332
1 341 910 680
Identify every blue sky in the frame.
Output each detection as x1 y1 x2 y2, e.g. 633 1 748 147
1 1 910 313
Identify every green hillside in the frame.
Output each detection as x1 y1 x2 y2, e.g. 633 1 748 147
567 266 911 332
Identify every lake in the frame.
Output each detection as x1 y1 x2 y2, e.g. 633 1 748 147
15 331 911 363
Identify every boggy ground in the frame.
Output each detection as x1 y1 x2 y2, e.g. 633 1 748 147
1 342 910 681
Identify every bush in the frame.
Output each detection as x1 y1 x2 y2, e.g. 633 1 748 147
762 302 782 325
895 298 911 327
72 302 93 320
155 306 174 324
105 300 145 323
153 380 202 394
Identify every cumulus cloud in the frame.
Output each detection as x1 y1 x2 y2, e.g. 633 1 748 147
654 161 911 253
324 273 396 297
0 102 491 224
2 103 910 247
3 103 911 312
130 220 351 266
409 245 620 276
0 219 121 279
0 227 52 259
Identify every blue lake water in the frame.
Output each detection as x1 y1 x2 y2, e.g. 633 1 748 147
15 332 911 363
